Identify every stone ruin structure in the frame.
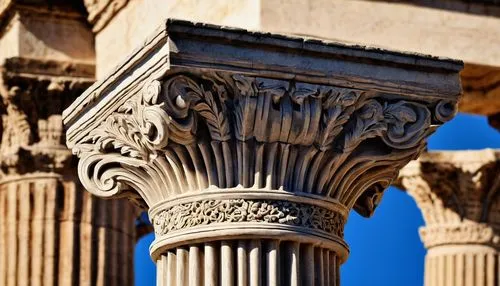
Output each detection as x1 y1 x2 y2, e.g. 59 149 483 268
0 0 498 286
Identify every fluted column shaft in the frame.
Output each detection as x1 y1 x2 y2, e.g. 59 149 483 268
0 173 137 286
156 240 340 286
424 244 498 286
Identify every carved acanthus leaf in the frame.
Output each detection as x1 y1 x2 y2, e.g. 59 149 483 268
75 72 455 212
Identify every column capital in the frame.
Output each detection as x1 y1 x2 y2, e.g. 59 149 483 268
63 19 462 266
0 57 94 174
397 150 500 248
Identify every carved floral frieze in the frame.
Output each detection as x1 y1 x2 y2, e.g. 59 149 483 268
153 198 345 238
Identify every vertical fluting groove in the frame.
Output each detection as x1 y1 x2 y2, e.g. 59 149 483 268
323 249 329 286
237 241 248 286
204 242 218 286
267 240 279 286
166 251 177 286
425 249 499 286
32 183 44 286
176 248 189 286
0 188 6 286
157 255 167 286
330 251 338 286
221 242 234 286
301 244 315 286
44 180 57 286
80 188 92 286
222 142 234 187
445 254 454 286
486 253 495 286
7 183 18 286
18 181 30 286
249 240 261 286
254 144 264 188
158 240 343 286
284 242 300 286
315 247 324 286
466 252 475 286
111 201 120 286
425 256 431 286
475 252 485 286
0 177 136 286
437 255 445 286
189 246 201 286
96 198 107 286
456 253 464 286
59 179 75 286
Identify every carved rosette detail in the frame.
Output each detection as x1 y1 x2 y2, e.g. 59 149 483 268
152 198 345 238
74 72 456 216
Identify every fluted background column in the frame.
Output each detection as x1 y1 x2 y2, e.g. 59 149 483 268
397 150 500 286
0 173 138 286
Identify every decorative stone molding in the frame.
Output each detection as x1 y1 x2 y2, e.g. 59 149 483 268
83 0 128 32
397 150 500 286
63 20 462 285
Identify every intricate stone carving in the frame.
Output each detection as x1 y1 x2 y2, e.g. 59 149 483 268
0 57 94 174
397 150 500 228
63 20 462 285
73 72 448 216
153 198 345 237
419 224 499 248
397 150 500 286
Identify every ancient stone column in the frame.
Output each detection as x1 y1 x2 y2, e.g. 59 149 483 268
0 2 138 285
397 150 500 286
63 20 463 285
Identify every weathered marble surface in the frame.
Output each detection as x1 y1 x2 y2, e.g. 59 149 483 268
64 19 462 285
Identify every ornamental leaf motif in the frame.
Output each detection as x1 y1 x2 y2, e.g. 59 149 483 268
153 199 345 237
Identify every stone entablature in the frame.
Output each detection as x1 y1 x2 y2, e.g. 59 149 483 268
63 20 462 285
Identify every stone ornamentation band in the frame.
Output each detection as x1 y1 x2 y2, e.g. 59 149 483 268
152 198 346 238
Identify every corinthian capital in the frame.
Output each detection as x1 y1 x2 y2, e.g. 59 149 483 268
397 150 500 248
63 20 461 283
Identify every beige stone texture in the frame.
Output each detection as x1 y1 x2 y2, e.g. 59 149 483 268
93 0 500 76
0 174 137 286
397 150 500 286
91 0 500 122
0 2 139 285
63 20 462 285
0 7 94 64
94 0 260 78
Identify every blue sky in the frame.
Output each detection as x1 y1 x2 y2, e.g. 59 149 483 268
134 113 500 285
